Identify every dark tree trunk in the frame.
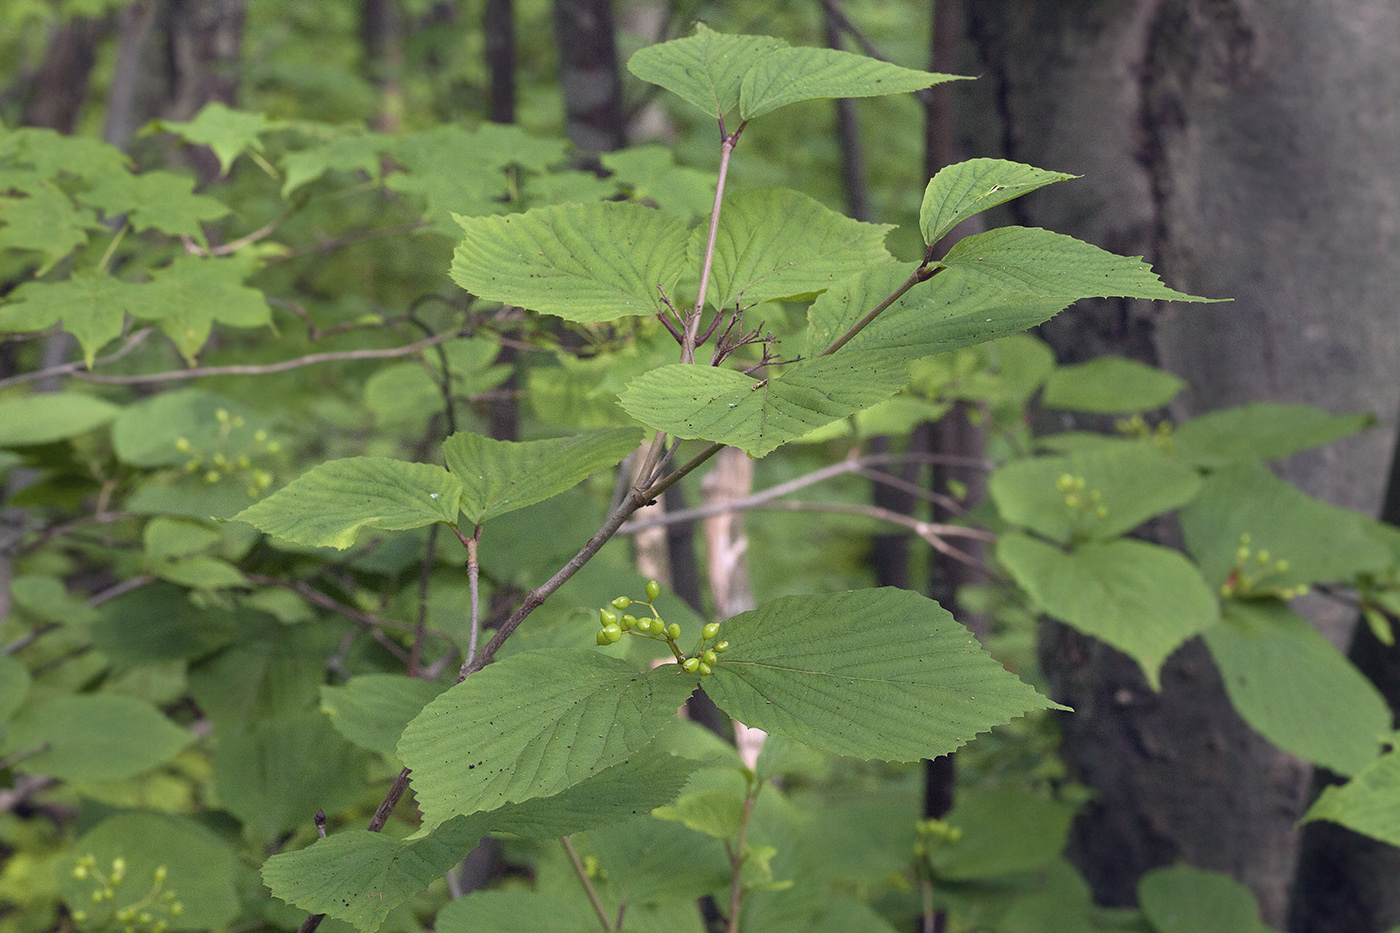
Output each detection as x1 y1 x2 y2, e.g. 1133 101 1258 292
361 0 404 132
162 0 246 179
21 15 101 132
963 1 1400 927
552 0 626 153
483 0 515 124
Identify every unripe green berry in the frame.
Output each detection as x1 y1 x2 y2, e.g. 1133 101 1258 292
620 614 637 631
646 579 661 600
666 623 681 640
596 629 611 646
703 649 718 665
702 622 720 640
602 623 622 643
714 640 730 653
600 608 619 627
612 596 632 610
635 618 653 634
683 657 701 673
697 662 712 675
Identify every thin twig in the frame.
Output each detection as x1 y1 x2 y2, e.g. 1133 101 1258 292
819 264 942 358
0 329 154 390
66 330 465 385
684 121 745 363
562 836 613 932
755 499 989 569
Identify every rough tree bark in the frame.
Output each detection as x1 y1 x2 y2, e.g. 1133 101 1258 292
963 2 1400 928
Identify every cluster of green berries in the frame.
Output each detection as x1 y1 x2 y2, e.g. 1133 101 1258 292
912 818 963 861
174 408 279 498
595 579 730 674
1056 473 1108 520
1221 533 1306 599
1116 413 1174 450
70 856 183 933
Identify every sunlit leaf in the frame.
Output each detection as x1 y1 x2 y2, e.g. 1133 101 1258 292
1304 748 1400 848
920 159 1077 246
4 695 193 781
0 392 119 447
627 25 787 118
1041 355 1186 413
1138 865 1273 933
740 47 966 119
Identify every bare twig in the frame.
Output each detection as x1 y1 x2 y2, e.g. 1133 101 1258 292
0 329 154 389
684 121 746 363
562 836 614 932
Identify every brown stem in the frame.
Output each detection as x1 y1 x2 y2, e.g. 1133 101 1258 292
819 264 942 358
561 835 613 932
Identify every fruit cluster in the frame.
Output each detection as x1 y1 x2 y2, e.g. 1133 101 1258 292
1221 532 1306 600
595 579 729 674
69 855 183 933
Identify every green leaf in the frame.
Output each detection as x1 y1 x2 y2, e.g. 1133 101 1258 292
928 787 1079 880
214 713 371 840
618 354 906 457
450 202 690 322
111 388 269 467
1171 403 1375 466
488 739 699 838
231 457 463 549
601 145 716 220
319 674 449 758
188 619 330 733
1205 602 1389 776
1180 462 1392 591
280 131 387 197
3 695 193 781
804 262 1071 362
151 102 274 175
700 188 894 312
997 533 1218 689
627 26 788 118
0 656 31 723
9 574 98 626
739 47 966 120
940 226 1224 302
129 255 272 364
79 168 230 244
703 588 1060 760
436 891 594 933
0 392 119 447
1303 748 1400 848
0 183 100 274
262 814 492 933
1041 356 1186 413
155 555 248 589
585 812 731 902
364 337 511 424
653 789 745 839
988 441 1202 544
59 812 241 931
143 515 220 560
443 428 642 524
920 159 1077 246
91 581 236 662
1138 864 1274 933
397 649 699 831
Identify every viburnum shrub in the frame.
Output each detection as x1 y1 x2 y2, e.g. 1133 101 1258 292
4 22 1400 933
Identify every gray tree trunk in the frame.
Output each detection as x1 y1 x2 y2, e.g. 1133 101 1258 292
963 2 1400 928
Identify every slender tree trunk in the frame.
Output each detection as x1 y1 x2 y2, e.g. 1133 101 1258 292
964 2 1400 926
483 0 515 124
162 0 246 180
361 0 404 132
105 0 159 148
552 0 626 152
22 15 101 132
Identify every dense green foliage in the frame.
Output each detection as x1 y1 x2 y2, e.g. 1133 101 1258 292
2 12 1398 933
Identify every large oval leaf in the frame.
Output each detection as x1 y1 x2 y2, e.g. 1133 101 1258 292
920 159 1076 246
4 694 193 781
627 26 787 118
0 392 119 447
450 201 689 322
397 648 699 831
739 47 965 120
703 588 1061 761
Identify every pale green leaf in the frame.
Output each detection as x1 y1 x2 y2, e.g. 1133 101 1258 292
988 441 1202 544
703 588 1061 761
129 254 272 363
740 47 966 120
998 533 1218 689
262 814 492 933
653 789 745 839
601 145 716 220
1180 462 1391 591
0 183 100 274
700 188 893 313
0 392 119 447
1304 748 1400 847
143 516 220 560
928 787 1078 880
443 428 642 524
804 262 1071 361
79 168 230 244
627 26 787 118
1041 355 1186 413
920 159 1077 246
451 202 689 322
214 713 371 840
155 555 248 589
1205 602 1389 776
9 574 98 626
618 354 905 457
320 674 449 758
0 656 31 723
436 891 594 933
280 132 387 197
1138 865 1274 933
0 270 141 367
1171 403 1375 466
4 695 193 781
231 457 463 549
111 388 271 467
397 649 699 831
941 226 1223 302
59 813 241 931
152 102 274 175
